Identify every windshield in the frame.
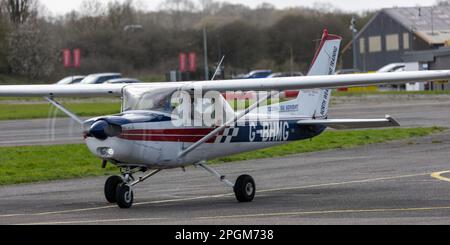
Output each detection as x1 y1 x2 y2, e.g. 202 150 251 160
123 85 181 114
123 84 235 127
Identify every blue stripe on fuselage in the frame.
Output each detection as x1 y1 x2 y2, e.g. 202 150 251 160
230 120 326 143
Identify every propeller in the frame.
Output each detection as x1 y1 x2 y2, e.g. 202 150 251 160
88 120 123 140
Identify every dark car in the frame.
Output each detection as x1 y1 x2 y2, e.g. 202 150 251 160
242 70 273 79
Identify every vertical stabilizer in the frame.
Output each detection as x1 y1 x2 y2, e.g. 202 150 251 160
268 30 342 118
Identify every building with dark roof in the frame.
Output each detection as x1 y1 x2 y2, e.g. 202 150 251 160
342 6 450 72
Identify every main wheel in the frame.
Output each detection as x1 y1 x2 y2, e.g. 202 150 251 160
116 183 134 209
104 176 123 203
234 175 256 203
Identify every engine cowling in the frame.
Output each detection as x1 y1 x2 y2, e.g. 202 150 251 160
88 120 123 140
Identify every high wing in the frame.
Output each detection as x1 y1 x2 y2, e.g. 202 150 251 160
0 84 127 97
0 70 449 97
195 70 450 92
297 115 400 130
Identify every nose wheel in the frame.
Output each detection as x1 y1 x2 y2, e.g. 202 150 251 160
104 175 124 203
104 168 162 209
116 183 134 209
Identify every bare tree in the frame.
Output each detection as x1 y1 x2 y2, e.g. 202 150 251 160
198 0 220 14
79 0 104 17
5 0 37 24
160 0 197 30
107 0 136 30
7 20 57 79
0 1 10 72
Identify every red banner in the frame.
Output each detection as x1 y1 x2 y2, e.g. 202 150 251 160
63 49 71 68
179 53 187 72
73 49 81 68
188 52 197 72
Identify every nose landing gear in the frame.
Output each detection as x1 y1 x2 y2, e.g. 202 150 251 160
116 183 134 209
104 168 162 209
104 175 123 203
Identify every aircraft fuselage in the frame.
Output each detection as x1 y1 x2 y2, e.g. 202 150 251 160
84 111 326 169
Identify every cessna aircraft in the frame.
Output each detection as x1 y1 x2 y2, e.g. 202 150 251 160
1 30 450 208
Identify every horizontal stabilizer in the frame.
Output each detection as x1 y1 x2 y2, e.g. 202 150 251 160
297 115 400 130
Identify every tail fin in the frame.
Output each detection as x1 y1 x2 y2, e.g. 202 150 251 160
275 30 342 118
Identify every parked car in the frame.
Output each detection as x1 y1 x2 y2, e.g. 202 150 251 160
377 63 406 73
105 78 142 84
242 70 273 79
56 76 85 85
79 73 122 84
335 69 361 75
267 72 304 78
267 72 305 99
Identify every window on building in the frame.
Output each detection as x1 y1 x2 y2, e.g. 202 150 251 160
359 38 365 54
369 36 382 53
386 34 399 51
403 33 410 50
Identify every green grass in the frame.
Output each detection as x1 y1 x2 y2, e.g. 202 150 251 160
0 102 121 120
210 126 445 163
0 127 444 185
0 144 116 185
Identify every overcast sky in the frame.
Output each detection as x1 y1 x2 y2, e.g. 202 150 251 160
40 0 438 15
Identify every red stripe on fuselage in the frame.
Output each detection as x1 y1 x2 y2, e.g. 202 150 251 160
123 128 217 136
120 134 217 143
120 128 222 142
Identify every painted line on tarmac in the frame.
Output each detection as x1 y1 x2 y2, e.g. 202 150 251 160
431 171 450 182
15 217 167 225
0 171 432 219
0 195 230 218
194 206 450 221
258 172 428 194
15 206 450 225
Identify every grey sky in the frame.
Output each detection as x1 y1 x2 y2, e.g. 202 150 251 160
40 0 438 15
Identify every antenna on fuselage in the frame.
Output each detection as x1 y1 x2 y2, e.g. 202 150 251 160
211 55 226 81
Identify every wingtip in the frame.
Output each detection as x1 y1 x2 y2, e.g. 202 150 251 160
386 114 401 127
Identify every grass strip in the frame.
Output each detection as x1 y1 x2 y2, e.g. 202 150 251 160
0 127 444 185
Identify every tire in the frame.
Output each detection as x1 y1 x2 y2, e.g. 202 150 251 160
104 176 123 203
234 175 256 203
116 183 134 209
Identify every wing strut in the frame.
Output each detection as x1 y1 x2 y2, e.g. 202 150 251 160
44 97 84 125
177 91 279 159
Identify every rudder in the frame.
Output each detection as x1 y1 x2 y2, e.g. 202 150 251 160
279 30 342 118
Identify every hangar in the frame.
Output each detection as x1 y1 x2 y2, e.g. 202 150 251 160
342 6 450 72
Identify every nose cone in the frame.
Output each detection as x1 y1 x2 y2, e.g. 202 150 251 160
88 120 109 140
88 120 123 140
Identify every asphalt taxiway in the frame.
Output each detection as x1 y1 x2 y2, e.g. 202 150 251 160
0 128 450 225
0 94 450 224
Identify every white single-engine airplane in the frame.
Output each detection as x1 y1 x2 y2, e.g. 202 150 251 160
1 30 450 208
